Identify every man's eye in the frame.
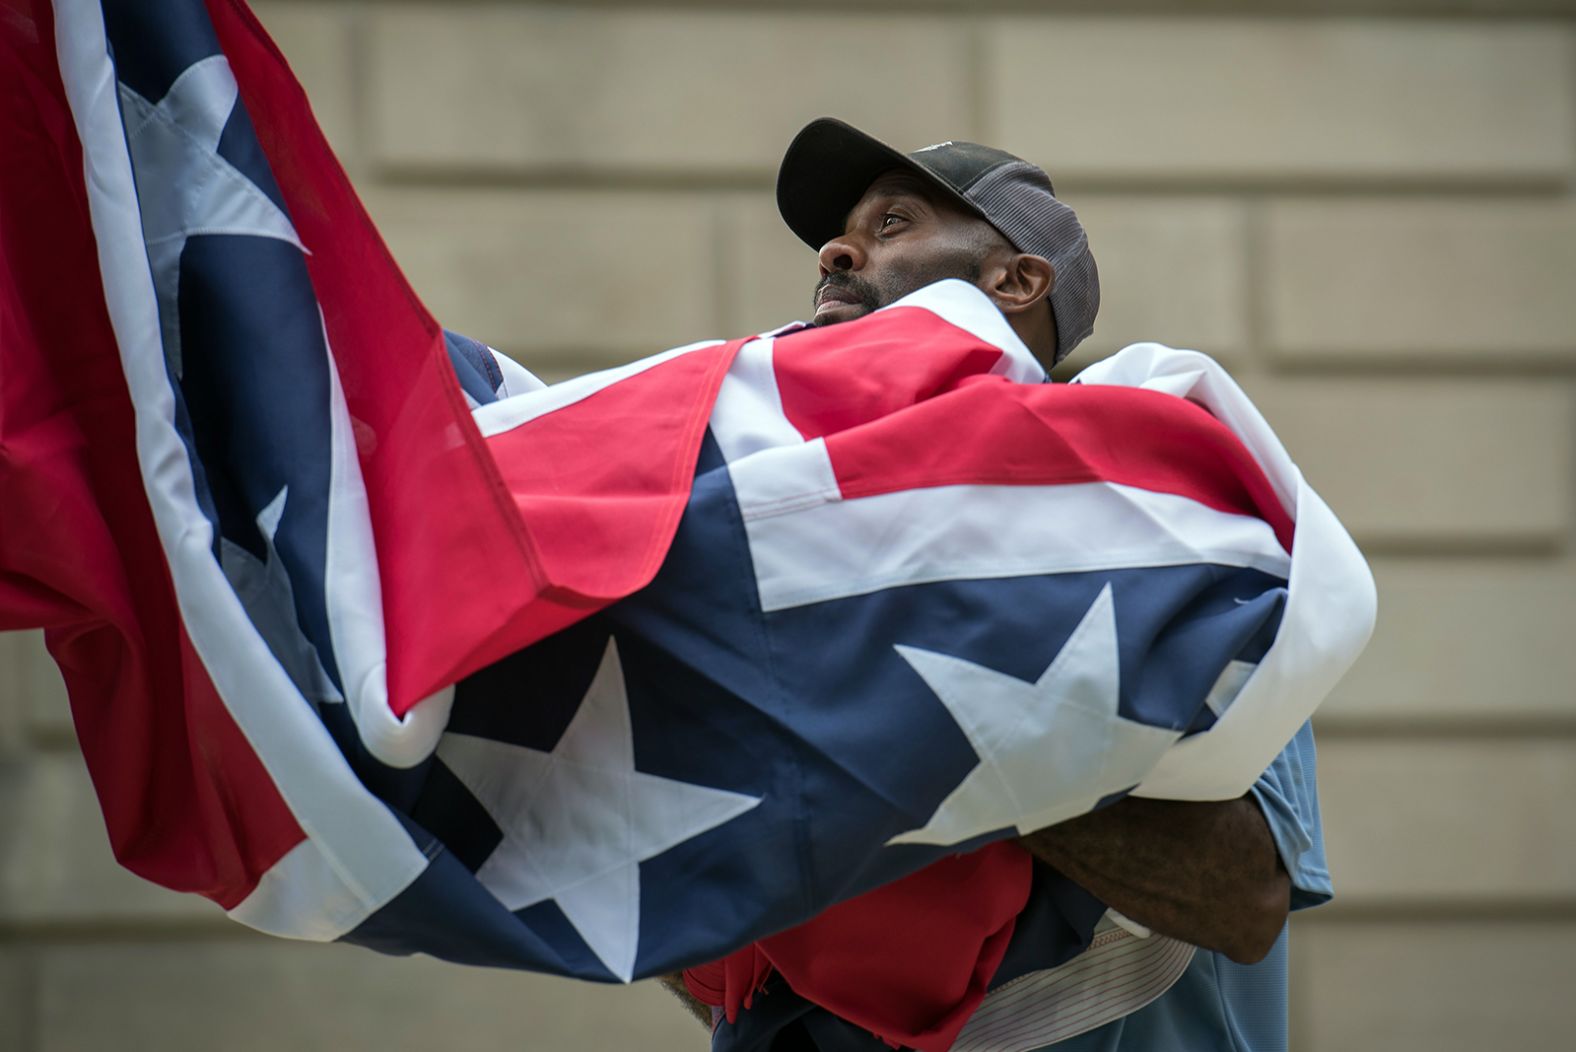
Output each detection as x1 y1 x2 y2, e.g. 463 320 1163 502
879 214 906 230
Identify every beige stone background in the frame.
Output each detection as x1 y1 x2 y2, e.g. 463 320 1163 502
4 0 1576 1049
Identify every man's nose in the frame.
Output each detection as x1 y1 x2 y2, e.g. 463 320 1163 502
817 234 865 276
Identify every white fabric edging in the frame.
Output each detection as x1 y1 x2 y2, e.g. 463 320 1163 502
953 924 1196 1051
709 336 805 461
1075 343 1377 800
489 348 548 398
472 339 725 438
54 0 427 939
227 836 397 941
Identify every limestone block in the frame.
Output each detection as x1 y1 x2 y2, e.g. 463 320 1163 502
722 192 1249 365
0 753 216 927
1245 376 1571 547
0 946 26 1052
367 7 972 174
1266 200 1576 362
26 650 71 744
0 631 71 749
0 632 26 753
360 188 721 361
250 2 360 168
37 939 704 1052
723 191 841 338
1064 196 1248 362
1295 920 1576 1052
985 20 1575 182
1325 558 1576 724
1315 739 1576 901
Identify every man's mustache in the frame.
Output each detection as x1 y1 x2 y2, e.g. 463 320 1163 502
812 272 880 312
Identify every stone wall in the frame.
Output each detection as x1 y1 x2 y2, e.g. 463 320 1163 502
4 1 1574 1048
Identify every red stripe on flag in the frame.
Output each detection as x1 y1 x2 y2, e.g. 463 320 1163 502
826 379 1296 552
1 0 303 908
772 306 1009 441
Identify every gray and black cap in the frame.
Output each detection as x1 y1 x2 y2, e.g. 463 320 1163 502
776 117 1099 365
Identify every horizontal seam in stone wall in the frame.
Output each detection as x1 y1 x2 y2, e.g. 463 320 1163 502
1311 718 1576 740
361 168 1576 195
1256 355 1576 376
1296 900 1576 922
1334 535 1570 558
346 0 1576 22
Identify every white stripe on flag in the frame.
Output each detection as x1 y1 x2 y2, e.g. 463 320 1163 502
55 0 427 938
730 451 1292 613
727 438 842 525
708 336 805 462
227 836 395 941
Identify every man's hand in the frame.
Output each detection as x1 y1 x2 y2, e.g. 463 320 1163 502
1018 795 1290 965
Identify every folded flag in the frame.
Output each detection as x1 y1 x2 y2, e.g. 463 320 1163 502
0 2 1376 1050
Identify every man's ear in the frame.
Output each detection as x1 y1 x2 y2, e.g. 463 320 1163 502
992 254 1056 316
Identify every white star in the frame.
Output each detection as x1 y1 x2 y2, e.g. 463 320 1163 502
118 55 305 376
888 583 1182 847
436 639 762 982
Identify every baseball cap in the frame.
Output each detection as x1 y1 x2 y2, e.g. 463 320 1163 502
776 117 1098 364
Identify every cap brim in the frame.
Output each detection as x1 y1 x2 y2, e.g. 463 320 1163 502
776 117 983 251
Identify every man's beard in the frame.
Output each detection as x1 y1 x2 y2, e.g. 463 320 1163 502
810 255 984 327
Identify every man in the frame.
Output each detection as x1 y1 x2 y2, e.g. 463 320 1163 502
658 118 1330 1051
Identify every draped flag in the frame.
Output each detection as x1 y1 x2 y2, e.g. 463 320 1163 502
0 1 1376 1050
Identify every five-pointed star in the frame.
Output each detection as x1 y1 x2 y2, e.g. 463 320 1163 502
437 639 762 982
888 583 1182 847
119 55 305 377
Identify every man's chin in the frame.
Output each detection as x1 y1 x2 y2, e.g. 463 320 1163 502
810 301 875 327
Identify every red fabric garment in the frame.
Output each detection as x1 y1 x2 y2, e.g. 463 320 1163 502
684 841 1033 1052
683 944 774 1024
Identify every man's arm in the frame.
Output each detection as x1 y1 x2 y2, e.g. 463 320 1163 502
1018 794 1291 965
653 796 1288 1036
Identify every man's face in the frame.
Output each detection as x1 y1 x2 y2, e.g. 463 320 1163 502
810 171 1007 327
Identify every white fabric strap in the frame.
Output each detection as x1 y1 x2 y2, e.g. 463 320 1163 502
952 923 1196 1051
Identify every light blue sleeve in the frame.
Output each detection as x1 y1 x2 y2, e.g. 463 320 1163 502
1247 719 1331 910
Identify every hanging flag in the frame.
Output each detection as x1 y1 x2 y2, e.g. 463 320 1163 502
0 2 1376 1050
